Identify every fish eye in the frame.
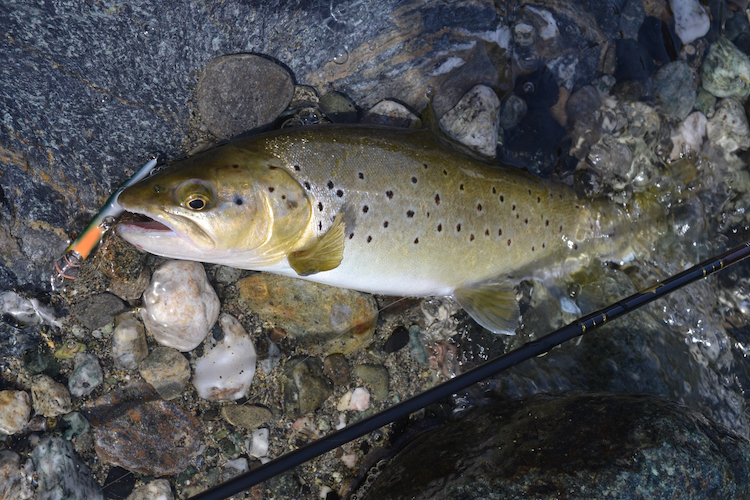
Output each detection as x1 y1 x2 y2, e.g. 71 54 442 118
178 180 213 211
187 196 208 210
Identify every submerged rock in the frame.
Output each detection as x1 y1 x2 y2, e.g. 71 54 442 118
236 274 377 355
706 98 750 156
670 111 707 160
439 85 501 157
221 404 271 431
702 37 750 99
141 260 220 352
0 390 31 435
111 312 148 370
282 357 332 417
139 347 191 400
32 437 103 500
361 100 421 128
125 479 174 500
0 450 34 499
31 374 71 418
68 353 103 398
197 54 294 139
358 393 750 500
653 61 696 121
192 313 257 401
668 0 710 44
72 293 126 331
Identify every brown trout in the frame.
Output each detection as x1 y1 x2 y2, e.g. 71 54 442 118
117 125 632 334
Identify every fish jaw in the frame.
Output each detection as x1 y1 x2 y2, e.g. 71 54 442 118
116 216 217 261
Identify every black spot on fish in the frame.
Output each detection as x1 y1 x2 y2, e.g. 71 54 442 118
294 165 301 171
363 205 369 213
511 204 516 211
573 243 578 250
500 195 504 203
545 220 549 226
492 187 497 194
559 225 563 233
318 202 324 211
532 246 535 251
516 214 520 219
327 181 334 189
443 169 448 175
358 172 364 179
434 194 440 205
485 229 489 236
477 203 482 212
411 177 417 184
386 190 393 199
153 184 163 193
537 196 541 203
304 181 311 190
528 189 532 195
524 218 528 224
268 187 275 193
456 223 461 232
423 163 428 169
426 212 430 217
414 237 419 244
470 234 475 241
367 235 372 243
437 223 442 232
383 221 389 228
234 197 243 205
507 239 511 246
542 243 545 248
349 232 354 239
281 195 286 200
406 210 414 218
336 189 344 197
459 184 464 191
232 164 239 169
498 228 502 236
318 221 323 230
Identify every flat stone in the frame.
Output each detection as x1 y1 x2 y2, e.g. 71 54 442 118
197 54 294 139
32 437 103 500
93 400 202 476
31 374 72 418
221 404 272 431
236 274 378 355
352 364 389 400
282 357 332 417
72 293 127 331
0 390 31 435
139 347 191 400
323 353 351 386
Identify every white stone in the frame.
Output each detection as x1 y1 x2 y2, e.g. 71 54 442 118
337 390 353 412
31 375 71 418
225 458 248 473
341 452 357 468
0 390 31 435
668 0 710 45
125 478 174 500
336 414 347 430
111 312 148 369
349 387 371 411
362 100 421 128
670 111 707 160
706 98 750 154
192 313 256 400
141 260 220 352
0 450 34 499
68 353 104 397
440 85 501 157
248 428 269 458
32 437 103 500
319 485 333 499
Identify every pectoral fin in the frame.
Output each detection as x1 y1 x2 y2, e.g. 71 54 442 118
288 213 345 276
453 278 520 335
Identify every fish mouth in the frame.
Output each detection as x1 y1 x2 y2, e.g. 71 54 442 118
116 212 216 254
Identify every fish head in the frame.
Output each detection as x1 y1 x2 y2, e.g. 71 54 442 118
116 144 311 266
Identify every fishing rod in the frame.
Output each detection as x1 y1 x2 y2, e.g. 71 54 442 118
189 241 750 500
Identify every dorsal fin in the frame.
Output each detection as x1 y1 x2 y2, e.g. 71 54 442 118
453 277 520 334
288 213 346 276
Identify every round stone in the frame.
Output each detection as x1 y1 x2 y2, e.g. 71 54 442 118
31 374 72 418
0 390 31 435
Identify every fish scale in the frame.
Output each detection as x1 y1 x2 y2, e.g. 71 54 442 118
117 125 619 333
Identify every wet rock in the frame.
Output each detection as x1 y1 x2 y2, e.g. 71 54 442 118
614 38 655 81
619 0 646 39
323 353 351 386
221 404 271 431
499 109 568 178
352 364 389 400
53 339 86 360
319 91 358 123
514 67 559 111
361 100 421 128
288 85 320 109
72 293 126 331
349 387 371 411
61 412 90 440
282 357 332 417
236 274 378 355
125 479 174 500
248 428 269 458
0 390 31 435
212 265 242 284
108 266 150 303
669 0 710 45
670 111 707 160
497 94 528 131
384 326 410 354
694 88 717 116
197 54 294 139
111 312 148 370
358 393 750 500
32 437 103 500
193 313 257 401
702 37 750 99
439 85 501 157
0 450 34 499
141 260 220 352
102 466 135 500
93 399 202 476
706 98 750 155
31 374 71 418
138 347 191 400
68 353 103 398
653 61 696 121
637 16 681 66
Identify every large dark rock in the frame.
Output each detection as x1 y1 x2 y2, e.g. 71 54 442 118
357 393 750 500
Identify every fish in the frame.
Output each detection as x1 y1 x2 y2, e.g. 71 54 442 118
116 124 643 334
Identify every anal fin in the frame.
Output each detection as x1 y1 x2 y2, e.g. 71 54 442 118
288 213 345 276
453 277 520 335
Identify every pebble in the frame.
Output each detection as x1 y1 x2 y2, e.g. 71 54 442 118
193 313 257 401
0 390 31 434
212 265 242 284
247 428 269 458
72 292 126 330
694 88 717 116
384 326 410 354
439 85 501 157
352 364 389 400
108 266 151 303
668 0 710 45
102 466 135 500
31 374 71 418
111 312 148 370
361 100 421 128
282 357 332 417
221 404 271 430
32 437 103 500
0 450 34 499
139 347 191 400
125 479 174 500
53 339 86 359
237 274 378 355
319 91 358 123
197 54 294 139
670 111 707 160
653 61 696 121
93 399 203 476
348 387 371 411
61 411 90 440
706 98 750 155
68 353 103 397
497 93 527 131
323 353 351 386
141 260 220 352
499 109 568 178
702 37 750 99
